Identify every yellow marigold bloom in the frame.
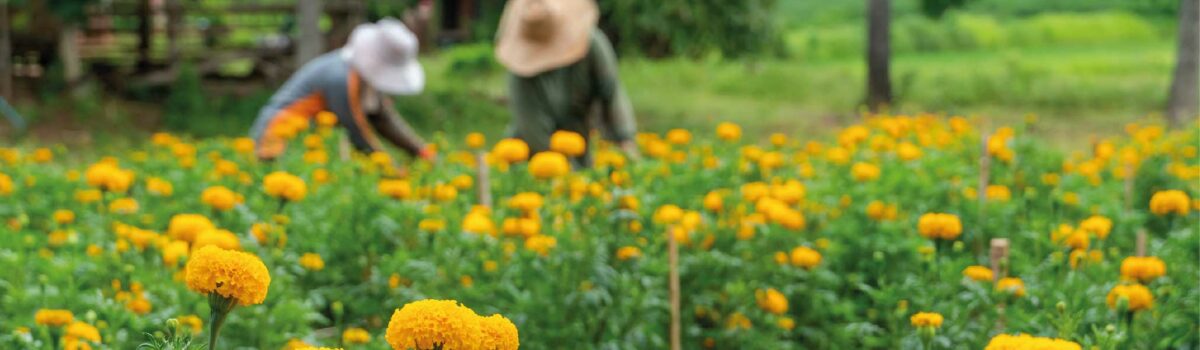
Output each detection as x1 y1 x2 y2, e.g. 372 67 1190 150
146 177 174 196
1120 256 1166 283
479 314 520 350
168 214 215 243
264 171 308 202
53 210 75 225
378 179 412 200
0 172 12 195
434 184 459 202
162 240 189 267
755 288 788 315
193 228 242 251
995 277 1026 297
528 151 570 179
1106 283 1154 312
465 132 486 149
658 130 694 149
492 138 530 163
789 246 821 269
84 162 135 193
127 298 152 315
178 315 203 334
653 204 684 224
616 246 642 261
34 309 74 327
549 130 587 156
524 234 557 256
909 312 943 328
865 201 897 221
385 299 484 350
299 253 325 271
451 174 474 190
770 180 806 205
1149 190 1190 216
740 182 769 202
851 162 881 182
75 189 102 203
462 210 496 236
985 334 1081 350
201 186 239 211
282 339 317 350
769 133 788 147
1041 173 1060 186
185 246 271 306
506 192 544 212
342 327 371 344
985 185 1011 202
32 147 53 163
419 218 447 232
86 244 102 257
64 321 101 343
725 312 751 330
232 137 255 155
108 198 139 214
703 191 724 213
962 265 994 282
1078 215 1112 240
917 213 962 240
716 122 742 141
896 142 922 161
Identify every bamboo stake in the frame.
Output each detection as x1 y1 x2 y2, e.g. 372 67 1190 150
475 152 492 208
1135 230 1147 257
989 238 1009 281
668 226 681 350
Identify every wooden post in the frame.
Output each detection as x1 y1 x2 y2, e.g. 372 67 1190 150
136 0 152 70
668 225 682 350
1135 230 1147 257
295 0 324 67
989 238 1009 282
58 24 82 94
0 0 10 100
474 152 492 208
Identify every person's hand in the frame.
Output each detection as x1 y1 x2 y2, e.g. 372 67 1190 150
619 140 642 162
418 147 438 162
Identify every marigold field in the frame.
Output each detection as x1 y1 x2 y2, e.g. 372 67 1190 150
1 116 1198 349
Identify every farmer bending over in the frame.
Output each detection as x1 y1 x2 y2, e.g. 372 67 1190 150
495 0 640 167
250 19 434 165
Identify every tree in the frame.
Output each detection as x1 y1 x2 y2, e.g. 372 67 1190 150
295 0 324 67
866 0 891 112
1166 0 1198 126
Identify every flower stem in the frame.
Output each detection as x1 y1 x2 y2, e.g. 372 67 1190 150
207 294 237 350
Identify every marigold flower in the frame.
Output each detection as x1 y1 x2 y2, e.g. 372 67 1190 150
184 246 271 306
465 132 486 149
524 235 557 256
492 138 530 163
53 210 75 225
75 189 101 203
162 240 189 267
1064 230 1089 251
909 312 943 328
109 198 139 214
379 179 412 200
995 277 1026 297
168 214 215 243
385 299 484 350
755 288 788 315
653 204 684 224
851 162 881 182
84 162 135 193
716 122 742 141
1149 190 1190 216
508 192 543 213
479 314 520 350
1120 256 1166 283
342 327 371 344
549 130 587 156
665 129 692 145
896 142 922 161
64 321 101 343
201 186 239 211
789 246 821 269
34 309 74 327
264 171 307 202
616 246 642 261
0 173 13 195
917 213 962 240
528 152 570 179
193 228 242 251
299 253 325 271
962 265 994 282
146 177 174 196
1106 283 1153 312
1078 215 1113 240
462 210 496 236
984 334 1081 350
985 185 1011 202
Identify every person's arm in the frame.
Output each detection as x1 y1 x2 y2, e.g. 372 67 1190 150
371 95 434 160
589 31 640 160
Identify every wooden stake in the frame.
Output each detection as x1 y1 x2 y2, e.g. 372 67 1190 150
1135 230 1147 257
668 226 681 350
989 238 1009 281
474 152 492 208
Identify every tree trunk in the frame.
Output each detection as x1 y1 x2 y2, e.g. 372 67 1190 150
58 24 83 96
1166 0 1199 126
136 0 152 70
866 0 892 112
295 0 324 68
166 0 183 65
0 0 10 100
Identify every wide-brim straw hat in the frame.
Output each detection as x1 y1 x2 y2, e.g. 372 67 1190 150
346 18 425 95
495 0 599 77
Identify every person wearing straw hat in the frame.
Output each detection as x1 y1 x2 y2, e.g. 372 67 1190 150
250 18 434 165
496 0 640 166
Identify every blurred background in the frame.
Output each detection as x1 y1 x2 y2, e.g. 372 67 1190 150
0 0 1193 150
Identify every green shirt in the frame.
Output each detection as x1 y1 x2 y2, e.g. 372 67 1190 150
507 30 636 162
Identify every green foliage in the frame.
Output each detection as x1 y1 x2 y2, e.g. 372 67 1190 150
920 0 969 19
161 65 270 137
598 0 782 58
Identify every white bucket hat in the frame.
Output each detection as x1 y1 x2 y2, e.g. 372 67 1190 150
495 0 599 77
345 18 425 95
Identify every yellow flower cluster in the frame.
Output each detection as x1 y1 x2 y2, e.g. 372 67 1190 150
63 321 102 349
201 186 240 211
917 213 962 240
84 161 135 193
168 214 216 243
385 299 518 350
34 309 74 326
788 246 822 269
379 179 413 200
615 246 642 261
264 171 308 202
755 288 788 315
194 228 242 251
962 265 994 282
1106 283 1153 312
528 152 570 179
549 130 586 156
184 246 271 306
909 312 943 328
342 327 371 344
1149 190 1190 216
1119 256 1166 283
984 334 1081 350
995 277 1026 297
299 253 325 271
